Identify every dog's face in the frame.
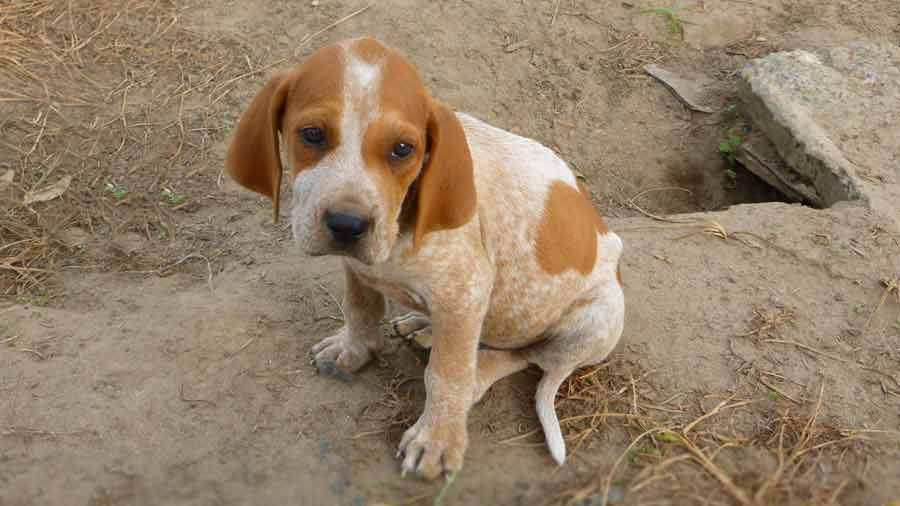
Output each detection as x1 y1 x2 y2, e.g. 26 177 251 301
226 38 476 264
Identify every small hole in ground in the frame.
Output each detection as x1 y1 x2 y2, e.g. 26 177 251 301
665 157 790 212
605 117 815 218
610 147 794 219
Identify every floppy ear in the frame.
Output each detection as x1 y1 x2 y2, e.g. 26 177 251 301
414 101 477 248
225 72 291 222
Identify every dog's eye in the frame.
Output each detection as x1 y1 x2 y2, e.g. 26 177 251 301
390 142 414 160
300 127 327 148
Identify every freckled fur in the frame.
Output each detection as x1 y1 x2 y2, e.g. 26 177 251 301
226 38 625 478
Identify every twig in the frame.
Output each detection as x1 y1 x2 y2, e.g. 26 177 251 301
25 108 49 156
497 428 541 444
350 429 385 439
864 276 899 330
300 3 373 45
758 376 801 404
228 336 258 357
159 253 214 292
683 398 754 436
20 348 45 360
762 339 849 363
826 479 850 505
754 422 786 503
677 434 752 506
603 428 666 506
627 197 697 223
314 280 344 318
630 186 693 202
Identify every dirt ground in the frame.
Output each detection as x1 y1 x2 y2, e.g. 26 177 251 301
2 1 900 505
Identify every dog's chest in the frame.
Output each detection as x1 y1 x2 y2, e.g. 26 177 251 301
353 266 428 313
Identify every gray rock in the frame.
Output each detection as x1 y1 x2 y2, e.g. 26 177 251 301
645 64 717 113
734 134 823 206
739 43 900 221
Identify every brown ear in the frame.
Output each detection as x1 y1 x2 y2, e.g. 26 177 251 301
225 72 291 222
414 101 477 248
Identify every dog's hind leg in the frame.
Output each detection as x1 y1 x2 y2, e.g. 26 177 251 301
525 278 626 465
473 349 530 402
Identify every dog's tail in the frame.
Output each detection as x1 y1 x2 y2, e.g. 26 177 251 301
535 368 571 465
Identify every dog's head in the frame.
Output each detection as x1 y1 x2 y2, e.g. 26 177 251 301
226 38 475 264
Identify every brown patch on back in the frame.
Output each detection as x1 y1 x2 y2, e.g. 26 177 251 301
576 179 611 235
536 180 609 275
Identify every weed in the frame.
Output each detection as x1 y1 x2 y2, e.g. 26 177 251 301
767 391 779 402
652 432 679 444
628 444 661 464
719 136 742 162
104 182 128 199
640 6 686 37
719 135 742 188
15 294 51 307
148 221 170 240
161 189 187 206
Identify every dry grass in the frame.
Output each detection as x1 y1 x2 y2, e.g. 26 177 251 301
1 0 241 297
357 372 422 442
593 29 671 76
354 349 893 505
865 275 900 330
546 364 886 506
740 306 796 339
1 0 366 299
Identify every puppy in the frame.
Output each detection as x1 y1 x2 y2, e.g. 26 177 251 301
226 37 625 480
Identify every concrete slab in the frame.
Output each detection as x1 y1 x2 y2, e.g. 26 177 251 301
739 43 900 225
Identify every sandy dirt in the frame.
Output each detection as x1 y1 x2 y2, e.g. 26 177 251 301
2 1 899 505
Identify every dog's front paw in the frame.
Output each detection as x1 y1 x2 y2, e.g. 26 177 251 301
310 330 372 377
397 414 466 480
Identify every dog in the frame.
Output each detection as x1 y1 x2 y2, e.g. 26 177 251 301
226 37 625 480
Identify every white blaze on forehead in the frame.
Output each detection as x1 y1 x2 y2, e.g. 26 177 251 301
343 47 383 117
334 49 384 167
352 58 379 90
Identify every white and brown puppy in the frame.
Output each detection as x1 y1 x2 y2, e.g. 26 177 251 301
226 37 625 480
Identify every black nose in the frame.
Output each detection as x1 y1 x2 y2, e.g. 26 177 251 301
325 211 370 243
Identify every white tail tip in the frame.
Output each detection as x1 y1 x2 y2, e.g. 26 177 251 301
535 369 569 465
